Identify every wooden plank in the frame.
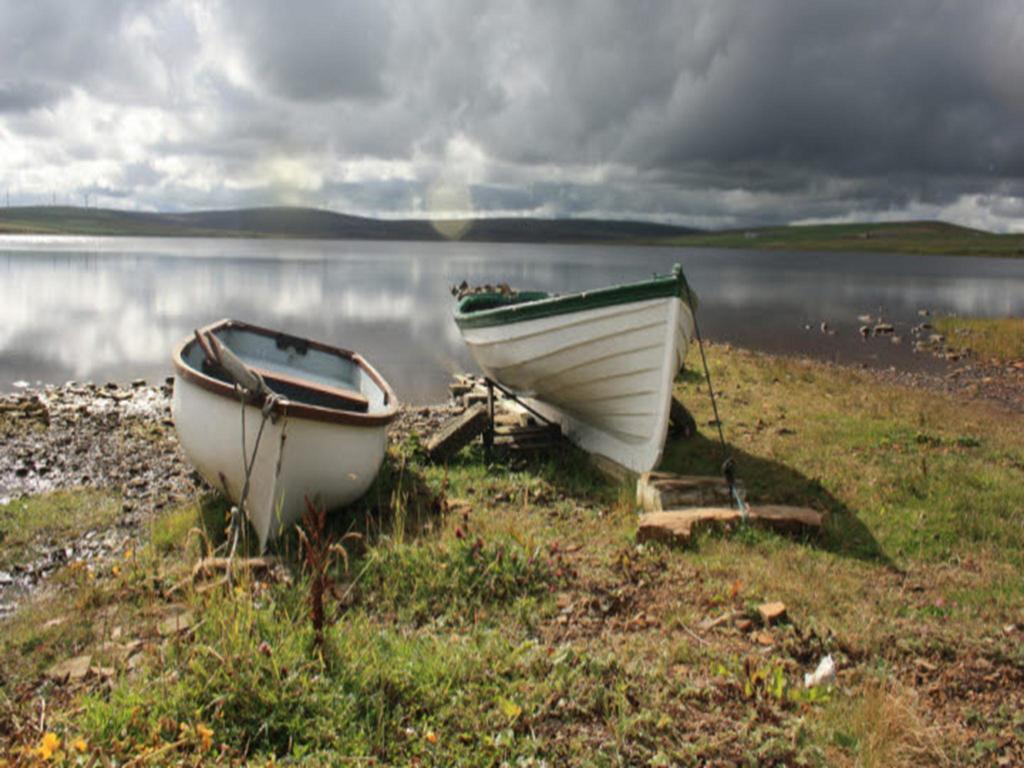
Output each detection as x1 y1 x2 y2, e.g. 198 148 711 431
590 453 637 484
636 471 745 512
252 366 369 412
637 505 823 546
426 403 489 462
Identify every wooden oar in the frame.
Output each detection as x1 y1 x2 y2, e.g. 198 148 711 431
194 328 269 398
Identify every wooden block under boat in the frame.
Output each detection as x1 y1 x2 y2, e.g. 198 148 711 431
426 403 489 462
636 471 745 512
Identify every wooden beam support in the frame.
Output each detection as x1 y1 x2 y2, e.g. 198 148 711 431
637 471 745 511
426 403 489 463
637 505 823 547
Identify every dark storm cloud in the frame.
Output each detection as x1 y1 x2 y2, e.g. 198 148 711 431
0 0 1022 229
220 0 392 102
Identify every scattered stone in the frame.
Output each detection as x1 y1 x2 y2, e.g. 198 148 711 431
698 612 739 632
819 321 830 333
857 314 872 324
757 601 787 625
917 308 931 317
48 654 93 681
873 323 895 335
158 609 194 637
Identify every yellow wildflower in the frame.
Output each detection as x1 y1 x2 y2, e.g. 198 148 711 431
196 723 214 751
111 565 121 577
425 730 438 745
37 732 60 760
73 738 88 753
124 548 134 561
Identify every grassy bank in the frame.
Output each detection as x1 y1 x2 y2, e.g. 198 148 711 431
931 315 1024 363
657 221 1024 257
2 346 1022 764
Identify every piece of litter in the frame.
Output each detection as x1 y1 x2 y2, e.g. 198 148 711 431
804 654 836 688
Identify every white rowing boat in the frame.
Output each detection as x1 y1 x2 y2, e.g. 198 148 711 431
171 319 398 549
454 266 695 473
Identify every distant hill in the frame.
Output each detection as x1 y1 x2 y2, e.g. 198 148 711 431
656 220 1024 257
3 207 1019 255
0 206 699 244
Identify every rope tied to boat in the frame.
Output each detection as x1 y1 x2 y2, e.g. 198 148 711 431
194 327 286 564
678 267 748 521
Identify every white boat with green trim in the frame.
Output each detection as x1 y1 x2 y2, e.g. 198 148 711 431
454 266 696 473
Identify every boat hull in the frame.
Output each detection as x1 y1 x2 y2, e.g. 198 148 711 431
458 294 694 472
172 378 388 547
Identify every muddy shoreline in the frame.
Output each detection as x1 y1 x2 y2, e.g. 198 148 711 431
1 350 1020 615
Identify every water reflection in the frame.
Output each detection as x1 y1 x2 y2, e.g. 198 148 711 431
1 236 1023 403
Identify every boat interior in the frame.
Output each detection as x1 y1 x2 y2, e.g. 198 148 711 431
182 325 389 414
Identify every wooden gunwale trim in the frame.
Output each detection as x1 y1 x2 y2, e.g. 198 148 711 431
171 318 399 427
454 265 696 330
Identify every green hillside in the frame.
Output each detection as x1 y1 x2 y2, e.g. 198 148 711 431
0 206 697 244
658 220 1024 256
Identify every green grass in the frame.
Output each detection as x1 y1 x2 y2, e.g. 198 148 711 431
0 489 120 570
3 346 1023 764
656 220 1024 257
932 315 1024 363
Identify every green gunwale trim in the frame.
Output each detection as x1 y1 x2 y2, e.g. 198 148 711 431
454 264 696 329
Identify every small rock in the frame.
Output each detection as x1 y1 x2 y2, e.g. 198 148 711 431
757 601 787 624
928 334 946 344
917 308 930 317
131 378 147 388
819 321 829 333
857 314 872 324
158 609 194 637
48 654 92 681
873 323 895 335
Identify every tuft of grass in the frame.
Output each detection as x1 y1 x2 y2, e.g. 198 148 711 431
356 535 559 625
932 315 1024 363
0 489 120 569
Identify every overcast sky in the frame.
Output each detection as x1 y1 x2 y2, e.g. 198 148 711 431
2 0 1023 231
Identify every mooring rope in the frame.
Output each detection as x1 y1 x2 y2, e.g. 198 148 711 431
230 387 281 562
681 279 748 520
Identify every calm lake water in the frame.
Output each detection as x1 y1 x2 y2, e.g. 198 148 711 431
2 236 1023 403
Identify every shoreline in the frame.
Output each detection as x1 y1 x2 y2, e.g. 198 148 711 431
1 342 1022 762
2 346 1020 614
